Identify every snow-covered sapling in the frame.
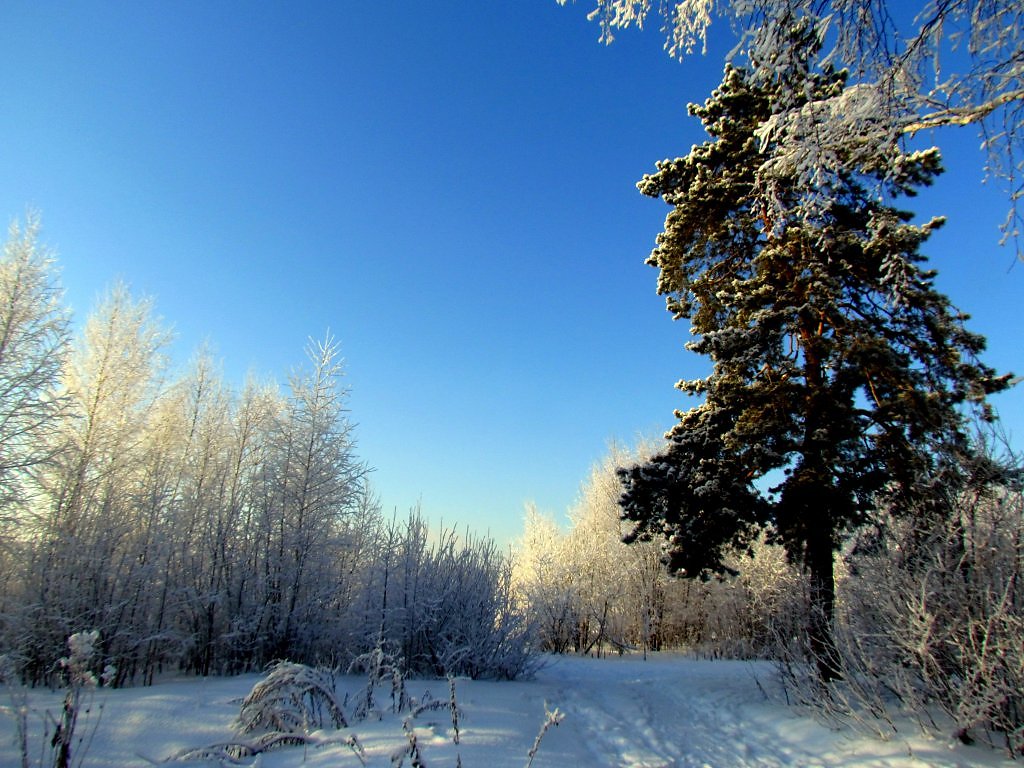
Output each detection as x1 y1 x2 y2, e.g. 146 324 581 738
236 661 348 735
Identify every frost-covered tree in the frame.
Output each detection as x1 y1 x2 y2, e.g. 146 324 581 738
149 350 241 679
248 333 369 663
513 442 680 655
0 216 69 522
0 227 542 682
513 504 582 652
19 284 171 683
557 0 1024 248
618 23 1011 679
564 442 669 654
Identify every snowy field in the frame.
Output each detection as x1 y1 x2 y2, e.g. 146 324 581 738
1 653 1017 767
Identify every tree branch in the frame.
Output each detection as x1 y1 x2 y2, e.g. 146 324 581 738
904 87 1024 133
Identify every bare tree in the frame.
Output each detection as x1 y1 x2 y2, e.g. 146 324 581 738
20 283 170 684
253 333 368 662
0 215 69 528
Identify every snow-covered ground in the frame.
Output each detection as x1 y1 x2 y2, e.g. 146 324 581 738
1 653 1017 767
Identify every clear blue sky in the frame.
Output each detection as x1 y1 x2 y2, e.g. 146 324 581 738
2 2 1020 544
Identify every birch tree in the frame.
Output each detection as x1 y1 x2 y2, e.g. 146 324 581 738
21 283 171 683
0 233 540 680
512 505 580 652
256 333 368 662
565 443 669 654
513 442 675 656
0 217 69 526
149 350 237 680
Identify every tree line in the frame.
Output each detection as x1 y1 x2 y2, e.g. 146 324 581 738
0 216 534 686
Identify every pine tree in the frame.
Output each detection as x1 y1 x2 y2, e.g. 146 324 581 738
558 0 1024 250
619 23 1012 680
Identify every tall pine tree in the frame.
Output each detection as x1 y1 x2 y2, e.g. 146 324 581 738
619 22 1011 680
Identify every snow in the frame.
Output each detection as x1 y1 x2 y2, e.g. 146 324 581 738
1 653 1017 767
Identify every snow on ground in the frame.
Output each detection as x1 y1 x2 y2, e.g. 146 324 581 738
1 653 1017 767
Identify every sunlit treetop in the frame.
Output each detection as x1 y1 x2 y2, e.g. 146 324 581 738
558 0 1024 250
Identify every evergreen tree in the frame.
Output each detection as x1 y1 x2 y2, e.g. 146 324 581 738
619 23 1012 680
558 0 1024 250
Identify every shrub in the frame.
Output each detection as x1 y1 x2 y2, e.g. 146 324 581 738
236 661 347 735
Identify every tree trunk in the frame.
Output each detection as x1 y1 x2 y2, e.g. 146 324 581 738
782 424 843 681
805 524 841 682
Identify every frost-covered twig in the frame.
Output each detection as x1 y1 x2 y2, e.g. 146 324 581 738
349 636 407 719
449 676 461 745
159 730 347 763
391 717 429 768
525 704 565 768
51 631 106 768
0 633 108 768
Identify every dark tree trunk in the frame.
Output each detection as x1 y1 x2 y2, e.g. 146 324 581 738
805 522 841 682
782 425 843 682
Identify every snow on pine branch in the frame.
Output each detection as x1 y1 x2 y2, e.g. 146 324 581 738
558 0 1024 250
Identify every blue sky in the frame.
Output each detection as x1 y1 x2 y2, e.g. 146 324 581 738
2 2 1020 544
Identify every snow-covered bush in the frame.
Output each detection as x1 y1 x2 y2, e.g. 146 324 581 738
839 478 1024 754
416 528 539 679
355 512 541 679
236 661 347 735
760 434 1024 756
347 637 410 720
168 662 365 763
172 657 554 766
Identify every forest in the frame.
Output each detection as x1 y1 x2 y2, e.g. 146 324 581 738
0 218 534 688
1 210 1021 760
